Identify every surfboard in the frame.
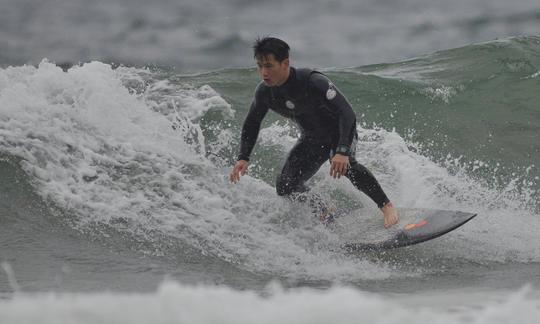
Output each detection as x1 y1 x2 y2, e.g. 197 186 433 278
328 208 476 251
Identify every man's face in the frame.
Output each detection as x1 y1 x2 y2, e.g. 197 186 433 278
256 54 289 87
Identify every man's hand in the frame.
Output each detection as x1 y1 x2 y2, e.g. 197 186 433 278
330 154 349 179
229 160 249 183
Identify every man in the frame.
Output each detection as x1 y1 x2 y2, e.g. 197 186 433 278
229 37 398 228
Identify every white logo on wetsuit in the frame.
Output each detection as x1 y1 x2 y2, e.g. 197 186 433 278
285 100 295 109
326 82 337 100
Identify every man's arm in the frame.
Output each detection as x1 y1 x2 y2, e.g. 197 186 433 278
308 73 356 156
237 84 270 161
230 84 269 183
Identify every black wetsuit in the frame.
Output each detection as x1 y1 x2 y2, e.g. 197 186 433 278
238 67 390 209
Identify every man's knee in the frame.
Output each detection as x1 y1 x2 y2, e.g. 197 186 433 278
276 177 294 196
276 175 308 197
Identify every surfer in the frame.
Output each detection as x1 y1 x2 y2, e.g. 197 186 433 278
229 37 398 228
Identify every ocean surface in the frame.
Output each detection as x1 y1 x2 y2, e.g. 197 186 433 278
1 0 540 323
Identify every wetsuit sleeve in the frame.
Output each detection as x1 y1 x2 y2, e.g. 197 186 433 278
308 73 357 156
237 84 270 161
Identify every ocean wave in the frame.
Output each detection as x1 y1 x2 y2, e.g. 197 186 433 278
2 36 540 283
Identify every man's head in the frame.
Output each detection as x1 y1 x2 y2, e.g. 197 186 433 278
253 37 290 87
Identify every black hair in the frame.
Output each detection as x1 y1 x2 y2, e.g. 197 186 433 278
253 37 290 62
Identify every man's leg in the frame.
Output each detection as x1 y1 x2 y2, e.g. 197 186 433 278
342 136 398 227
345 159 390 208
333 133 390 208
276 140 330 215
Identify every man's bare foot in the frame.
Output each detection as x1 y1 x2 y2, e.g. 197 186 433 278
381 202 399 228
